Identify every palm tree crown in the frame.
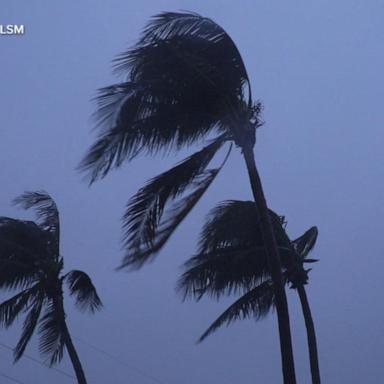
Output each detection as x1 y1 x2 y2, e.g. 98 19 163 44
178 200 320 383
80 11 262 269
81 12 259 175
178 200 317 336
0 192 101 383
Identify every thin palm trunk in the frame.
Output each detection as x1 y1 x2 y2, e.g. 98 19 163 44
56 294 87 384
63 322 87 384
242 146 296 384
297 285 321 384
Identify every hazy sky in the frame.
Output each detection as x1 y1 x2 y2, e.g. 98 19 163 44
1 1 383 383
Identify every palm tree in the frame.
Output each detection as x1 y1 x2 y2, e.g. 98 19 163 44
80 12 296 382
0 192 102 384
178 200 320 383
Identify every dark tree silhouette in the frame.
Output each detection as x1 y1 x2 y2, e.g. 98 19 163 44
178 200 320 383
0 192 102 384
80 12 296 382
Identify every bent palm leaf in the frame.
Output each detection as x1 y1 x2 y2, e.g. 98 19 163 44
13 191 60 258
38 298 65 366
179 246 270 300
198 280 275 342
120 168 223 269
65 270 102 313
124 12 251 107
0 284 41 329
292 227 319 261
14 289 45 361
121 138 229 267
0 218 45 290
197 200 291 253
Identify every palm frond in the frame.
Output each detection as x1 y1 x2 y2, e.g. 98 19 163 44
117 11 250 98
14 289 44 361
178 246 271 300
198 200 292 260
138 12 225 44
120 168 222 270
81 85 228 183
122 137 227 252
80 83 152 182
198 280 275 342
38 298 65 366
0 217 46 258
93 82 137 130
65 270 102 313
13 192 60 257
0 218 44 290
292 227 319 260
0 284 41 328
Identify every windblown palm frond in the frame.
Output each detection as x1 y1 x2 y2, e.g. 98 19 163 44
14 289 44 362
0 218 46 258
178 246 270 300
38 298 65 366
120 167 223 269
292 227 319 260
80 82 182 182
13 191 60 257
121 137 228 260
198 280 275 343
118 11 250 104
65 270 102 313
138 12 231 45
0 284 41 328
198 200 291 254
0 218 45 290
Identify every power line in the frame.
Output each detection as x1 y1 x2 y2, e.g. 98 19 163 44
1 335 169 384
73 336 168 384
0 372 27 384
0 343 74 381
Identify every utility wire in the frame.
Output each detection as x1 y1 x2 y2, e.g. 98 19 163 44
1 334 169 384
0 343 74 381
0 372 27 384
73 336 167 384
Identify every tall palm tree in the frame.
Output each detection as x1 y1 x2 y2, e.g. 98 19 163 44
80 12 296 382
0 192 102 384
178 200 320 383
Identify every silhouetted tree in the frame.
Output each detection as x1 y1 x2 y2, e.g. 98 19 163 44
0 192 102 384
80 12 296 381
178 200 320 383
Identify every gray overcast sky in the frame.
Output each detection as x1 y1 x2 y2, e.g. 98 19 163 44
1 1 383 383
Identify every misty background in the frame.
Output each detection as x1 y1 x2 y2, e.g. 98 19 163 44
1 1 383 383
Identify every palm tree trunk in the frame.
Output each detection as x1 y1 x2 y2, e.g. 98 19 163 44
56 294 87 384
297 285 321 384
242 146 296 384
62 321 87 384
